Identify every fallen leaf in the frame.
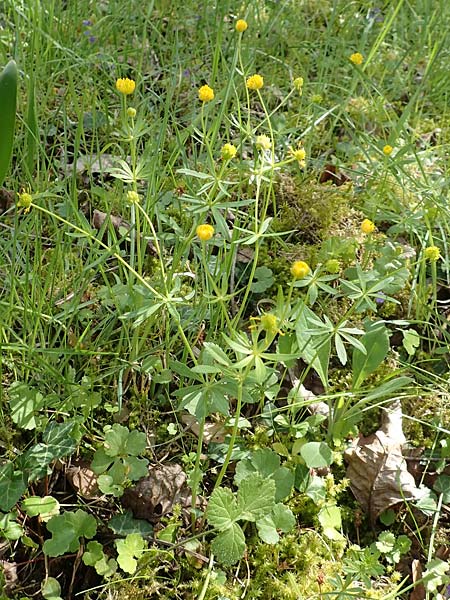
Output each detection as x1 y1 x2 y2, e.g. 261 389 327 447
345 400 426 523
409 559 425 600
122 463 197 523
0 561 18 594
181 414 226 444
67 463 100 499
92 209 156 254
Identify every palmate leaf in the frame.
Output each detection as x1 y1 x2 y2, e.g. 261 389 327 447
43 509 97 557
116 533 146 574
207 487 241 531
237 475 276 522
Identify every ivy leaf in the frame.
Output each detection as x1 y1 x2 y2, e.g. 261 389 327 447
0 462 27 511
116 533 146 574
300 442 333 468
22 496 59 521
211 523 246 566
43 509 97 557
108 510 153 536
237 475 276 522
207 487 241 531
8 382 44 430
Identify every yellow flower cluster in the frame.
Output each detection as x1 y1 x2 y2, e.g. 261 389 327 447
361 219 375 234
17 192 32 213
221 143 237 160
255 134 272 151
196 224 215 241
293 77 304 93
116 78 136 95
424 246 441 262
349 52 364 65
127 190 140 205
198 85 214 102
235 19 248 32
246 74 264 90
291 260 310 279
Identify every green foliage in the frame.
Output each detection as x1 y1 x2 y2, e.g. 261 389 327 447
8 382 45 430
91 424 148 497
22 496 59 521
207 472 295 565
352 320 390 389
0 60 17 187
43 509 97 557
41 578 63 600
0 511 22 540
83 541 117 577
116 533 147 574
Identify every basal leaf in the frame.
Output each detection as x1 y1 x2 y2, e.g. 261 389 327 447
237 475 276 522
207 487 240 530
211 523 246 566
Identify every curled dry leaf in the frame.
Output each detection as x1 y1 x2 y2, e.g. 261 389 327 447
122 463 198 523
66 463 100 499
409 559 425 600
181 414 226 444
345 400 426 523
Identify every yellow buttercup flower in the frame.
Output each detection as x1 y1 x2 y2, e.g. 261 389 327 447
235 19 248 32
246 74 264 90
17 191 32 213
198 85 214 102
349 52 364 66
116 78 136 95
196 224 215 241
383 144 393 156
221 143 237 160
291 260 310 279
361 219 375 234
424 246 441 262
127 190 140 204
255 134 272 151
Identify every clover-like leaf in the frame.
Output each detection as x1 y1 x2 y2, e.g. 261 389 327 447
43 509 97 557
116 533 146 574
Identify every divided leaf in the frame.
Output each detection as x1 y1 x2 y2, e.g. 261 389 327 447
237 475 276 522
211 522 246 566
207 487 241 531
116 533 146 574
43 509 97 557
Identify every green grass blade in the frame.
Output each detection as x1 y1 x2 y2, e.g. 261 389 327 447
0 59 18 188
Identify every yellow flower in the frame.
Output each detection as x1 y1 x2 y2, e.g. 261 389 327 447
349 52 364 66
290 146 306 167
198 84 214 102
361 218 375 234
291 260 310 279
127 190 140 204
127 107 137 118
255 134 272 151
246 74 264 90
196 224 215 241
116 78 136 95
17 191 32 213
424 246 441 262
235 19 248 32
383 144 393 156
221 143 237 160
293 77 304 93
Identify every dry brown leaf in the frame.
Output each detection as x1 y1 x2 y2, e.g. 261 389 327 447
66 464 100 499
122 463 198 523
181 414 226 444
345 401 426 523
0 561 18 594
92 209 156 254
409 559 425 600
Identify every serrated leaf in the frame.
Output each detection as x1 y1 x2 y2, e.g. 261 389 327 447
97 474 123 497
207 487 241 530
300 441 333 468
256 514 279 544
211 523 246 566
237 475 276 522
